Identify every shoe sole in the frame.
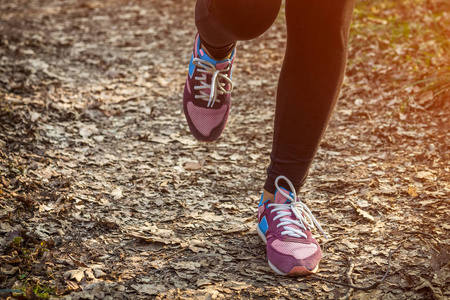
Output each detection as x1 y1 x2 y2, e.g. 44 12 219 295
256 225 319 276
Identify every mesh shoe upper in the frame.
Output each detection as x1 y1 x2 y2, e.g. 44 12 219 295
183 33 235 142
257 176 328 275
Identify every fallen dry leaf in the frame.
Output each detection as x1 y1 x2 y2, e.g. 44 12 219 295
63 269 86 282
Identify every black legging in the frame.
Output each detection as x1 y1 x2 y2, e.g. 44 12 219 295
196 0 355 193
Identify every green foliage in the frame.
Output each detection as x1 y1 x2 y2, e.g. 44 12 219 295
15 283 54 299
351 0 449 101
13 236 23 245
33 284 55 299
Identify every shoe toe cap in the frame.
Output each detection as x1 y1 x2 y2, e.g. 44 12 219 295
185 102 229 139
267 239 322 274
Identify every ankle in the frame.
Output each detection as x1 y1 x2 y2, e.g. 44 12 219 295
262 189 275 203
201 44 232 60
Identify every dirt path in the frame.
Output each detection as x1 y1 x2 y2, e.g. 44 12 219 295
1 0 449 299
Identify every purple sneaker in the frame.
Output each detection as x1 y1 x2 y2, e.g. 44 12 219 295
183 33 235 142
257 176 328 276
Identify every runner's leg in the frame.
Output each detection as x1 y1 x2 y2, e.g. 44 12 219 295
195 0 282 59
264 0 355 194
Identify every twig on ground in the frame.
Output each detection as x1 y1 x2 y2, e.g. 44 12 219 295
404 231 442 247
308 232 441 291
340 258 355 299
310 242 403 291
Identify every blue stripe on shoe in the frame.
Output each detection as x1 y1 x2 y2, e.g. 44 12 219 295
199 52 230 66
259 216 269 236
259 199 270 208
188 54 195 78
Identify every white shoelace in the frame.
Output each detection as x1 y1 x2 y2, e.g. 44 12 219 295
269 176 328 239
193 58 233 108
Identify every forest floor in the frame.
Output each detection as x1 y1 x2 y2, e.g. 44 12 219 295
0 0 449 299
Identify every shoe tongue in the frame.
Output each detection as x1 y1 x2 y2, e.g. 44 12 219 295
274 188 293 204
273 188 307 232
215 61 229 70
